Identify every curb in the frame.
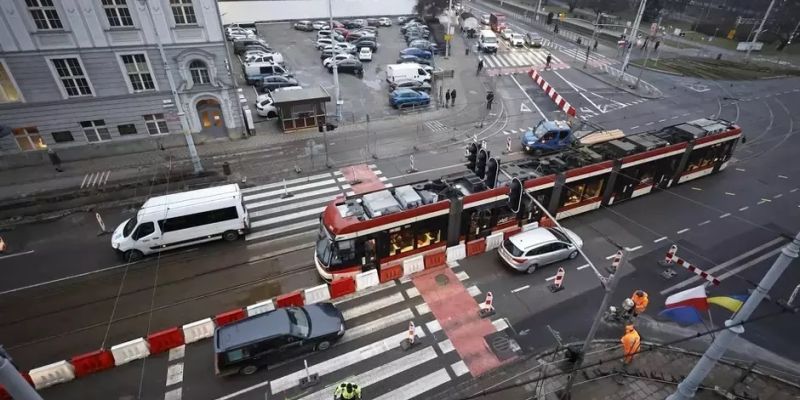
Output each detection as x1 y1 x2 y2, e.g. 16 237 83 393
630 63 685 77
570 63 664 100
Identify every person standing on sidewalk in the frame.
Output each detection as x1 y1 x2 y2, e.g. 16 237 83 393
545 53 552 70
47 148 63 172
445 89 451 108
621 325 641 366
486 90 494 110
477 58 484 75
450 88 456 107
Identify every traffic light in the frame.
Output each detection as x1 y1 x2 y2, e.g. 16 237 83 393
546 12 554 25
466 142 481 172
476 148 490 179
485 157 500 188
508 177 523 213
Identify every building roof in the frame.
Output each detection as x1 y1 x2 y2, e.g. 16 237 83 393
271 86 331 106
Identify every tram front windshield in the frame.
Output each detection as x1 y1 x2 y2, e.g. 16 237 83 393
315 225 356 268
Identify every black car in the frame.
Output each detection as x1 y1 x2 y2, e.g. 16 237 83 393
256 75 299 92
329 58 364 74
396 55 431 66
343 20 363 29
354 39 377 52
214 303 345 376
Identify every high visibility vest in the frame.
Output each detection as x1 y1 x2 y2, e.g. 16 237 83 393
621 331 641 356
632 293 649 313
335 383 361 399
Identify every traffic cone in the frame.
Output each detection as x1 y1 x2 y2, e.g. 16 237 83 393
607 250 623 273
479 291 495 318
549 267 566 292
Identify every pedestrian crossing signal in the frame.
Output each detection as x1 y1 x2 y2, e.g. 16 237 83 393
508 178 523 213
466 142 481 171
476 148 490 179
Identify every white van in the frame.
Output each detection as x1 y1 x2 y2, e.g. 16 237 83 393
111 184 249 261
243 62 291 85
478 30 498 53
386 63 431 84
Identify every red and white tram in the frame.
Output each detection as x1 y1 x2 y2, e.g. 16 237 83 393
315 118 742 280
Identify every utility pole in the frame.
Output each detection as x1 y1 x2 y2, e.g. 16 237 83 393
140 0 202 174
328 0 342 120
620 0 648 79
667 232 800 400
446 0 453 58
635 13 661 88
560 253 626 399
584 12 601 68
746 0 777 61
535 0 543 22
1 349 43 400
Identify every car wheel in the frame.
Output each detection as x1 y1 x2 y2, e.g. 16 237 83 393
222 230 239 242
239 365 258 375
124 250 144 263
568 250 579 259
316 341 331 351
266 111 277 119
525 264 538 274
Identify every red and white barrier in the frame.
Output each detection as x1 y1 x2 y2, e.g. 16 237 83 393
28 361 74 389
663 245 720 286
607 250 623 273
304 284 332 305
528 69 577 117
402 254 425 276
110 338 150 366
446 243 466 263
246 299 275 316
549 267 566 292
355 269 379 290
182 318 215 344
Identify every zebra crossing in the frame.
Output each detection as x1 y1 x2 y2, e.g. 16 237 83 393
484 48 568 75
80 170 111 189
557 47 615 68
424 120 448 133
241 166 386 242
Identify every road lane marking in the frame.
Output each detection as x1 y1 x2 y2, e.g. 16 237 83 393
165 363 184 386
545 275 556 281
438 339 455 354
467 285 482 297
243 179 337 201
739 206 749 211
725 192 736 196
415 302 430 315
605 253 616 260
735 168 746 172
0 250 35 261
510 74 547 120
214 382 270 400
342 292 405 320
577 264 591 270
760 198 772 203
341 309 416 344
691 187 702 191
451 360 470 377
631 125 640 129
405 286 420 298
456 271 470 281
645 122 655 126
241 173 332 193
658 119 667 122
511 285 530 293
654 237 668 243
427 319 442 334
168 346 185 362
698 220 711 226
774 194 783 199
165 388 182 400
624 245 643 252
717 248 784 281
719 213 731 218
677 228 690 234
791 188 798 193
778 175 789 179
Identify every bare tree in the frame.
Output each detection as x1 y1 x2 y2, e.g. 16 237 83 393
566 0 581 13
582 0 627 17
415 0 450 18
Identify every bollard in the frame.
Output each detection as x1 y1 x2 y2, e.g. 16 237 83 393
298 359 319 388
281 179 293 199
473 134 478 143
549 267 566 292
400 321 417 350
503 136 512 154
407 155 418 173
479 291 495 318
606 250 623 273
95 212 109 236
222 161 231 176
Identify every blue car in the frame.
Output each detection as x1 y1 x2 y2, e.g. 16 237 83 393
399 47 432 59
521 120 573 154
390 88 430 108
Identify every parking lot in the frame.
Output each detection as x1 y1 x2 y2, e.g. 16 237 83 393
228 18 445 129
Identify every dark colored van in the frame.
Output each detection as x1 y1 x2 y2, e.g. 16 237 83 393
214 303 345 376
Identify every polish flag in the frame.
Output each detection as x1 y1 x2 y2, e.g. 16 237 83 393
665 285 708 312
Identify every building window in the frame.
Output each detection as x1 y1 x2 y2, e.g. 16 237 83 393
52 131 74 143
0 62 22 103
13 127 47 151
26 0 62 30
118 124 137 135
51 58 92 97
170 0 197 25
102 0 133 27
120 54 155 92
189 60 210 85
144 114 169 135
80 120 111 142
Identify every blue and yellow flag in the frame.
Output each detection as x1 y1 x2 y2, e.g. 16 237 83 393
707 295 748 313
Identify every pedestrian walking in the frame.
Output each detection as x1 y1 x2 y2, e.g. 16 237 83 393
450 88 456 107
621 325 641 366
642 38 649 50
486 90 494 110
445 89 451 108
334 382 362 399
47 148 63 172
593 40 598 51
477 58 484 75
465 45 470 56
630 290 649 316
545 53 552 70
654 40 660 52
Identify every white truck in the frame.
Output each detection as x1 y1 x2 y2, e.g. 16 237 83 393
478 30 499 53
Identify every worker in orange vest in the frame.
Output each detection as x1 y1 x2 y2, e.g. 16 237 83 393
631 290 649 316
621 324 641 365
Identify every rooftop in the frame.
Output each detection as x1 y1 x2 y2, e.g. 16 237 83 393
271 86 331 105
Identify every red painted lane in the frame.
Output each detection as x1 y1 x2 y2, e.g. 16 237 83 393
340 164 384 195
412 267 502 377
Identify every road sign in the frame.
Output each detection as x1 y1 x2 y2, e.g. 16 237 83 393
520 103 531 112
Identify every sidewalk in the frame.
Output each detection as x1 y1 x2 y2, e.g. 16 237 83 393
443 340 800 399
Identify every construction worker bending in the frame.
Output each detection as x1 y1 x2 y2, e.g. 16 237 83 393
621 325 641 365
631 290 649 316
334 382 362 400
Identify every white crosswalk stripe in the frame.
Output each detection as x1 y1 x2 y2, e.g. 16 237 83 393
424 120 448 132
558 47 614 67
483 48 567 71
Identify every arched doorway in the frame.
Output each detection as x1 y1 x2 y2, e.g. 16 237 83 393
196 99 226 138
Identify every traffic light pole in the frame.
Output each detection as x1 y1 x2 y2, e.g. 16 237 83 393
745 0 777 61
667 232 800 400
620 0 648 78
0 351 43 400
328 0 341 120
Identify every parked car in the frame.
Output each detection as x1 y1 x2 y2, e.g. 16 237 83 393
294 20 314 31
256 85 303 104
353 19 367 27
480 14 490 25
346 32 372 42
312 21 328 30
400 47 432 59
315 37 334 49
389 78 431 92
354 39 377 52
227 30 256 41
328 58 363 74
244 63 291 85
214 303 345 376
323 53 356 68
333 27 350 37
397 16 408 24
396 55 431 66
317 29 333 38
509 33 525 47
319 43 356 59
389 88 430 108
355 26 378 35
343 20 362 29
234 38 269 54
378 17 392 26
408 39 438 53
244 52 285 65
498 227 583 274
366 18 380 26
525 32 543 47
358 47 373 61
256 75 299 92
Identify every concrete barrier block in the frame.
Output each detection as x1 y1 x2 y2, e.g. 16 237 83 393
355 269 379 291
466 238 486 256
110 338 150 366
182 318 215 344
402 254 425 276
446 244 466 262
246 299 275 317
304 284 331 305
28 360 75 389
485 232 505 251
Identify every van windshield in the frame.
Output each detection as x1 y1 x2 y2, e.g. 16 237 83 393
287 308 310 337
122 216 137 237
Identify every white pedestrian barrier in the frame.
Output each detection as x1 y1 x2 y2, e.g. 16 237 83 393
110 338 151 366
521 221 540 232
446 244 466 262
355 269 379 291
402 254 425 276
28 360 75 389
304 284 331 304
182 318 215 344
246 299 276 316
485 232 505 251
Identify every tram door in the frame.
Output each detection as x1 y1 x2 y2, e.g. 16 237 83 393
653 155 681 189
463 208 492 241
362 238 377 271
613 167 639 202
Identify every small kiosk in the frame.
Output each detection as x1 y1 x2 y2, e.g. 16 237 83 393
270 87 331 133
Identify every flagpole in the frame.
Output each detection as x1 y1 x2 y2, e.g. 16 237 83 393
704 310 715 340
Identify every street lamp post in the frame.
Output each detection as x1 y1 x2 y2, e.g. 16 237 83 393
635 13 661 89
328 0 341 120
746 0 777 61
446 0 453 58
620 0 648 80
584 12 601 68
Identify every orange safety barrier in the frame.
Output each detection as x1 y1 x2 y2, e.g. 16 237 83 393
379 265 403 283
423 251 446 269
71 349 115 378
275 291 304 308
504 228 521 239
147 327 185 355
329 277 356 298
539 216 556 227
214 308 246 327
466 238 486 257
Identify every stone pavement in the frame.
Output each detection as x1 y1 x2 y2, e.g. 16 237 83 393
440 340 800 400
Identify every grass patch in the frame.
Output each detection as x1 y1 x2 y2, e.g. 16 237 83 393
633 57 800 80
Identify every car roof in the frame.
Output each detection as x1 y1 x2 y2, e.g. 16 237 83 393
509 228 558 250
215 308 291 351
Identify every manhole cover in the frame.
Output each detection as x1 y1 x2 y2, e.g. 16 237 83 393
435 274 450 286
484 331 522 361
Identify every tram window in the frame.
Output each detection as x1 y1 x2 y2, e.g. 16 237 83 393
639 167 654 185
492 202 516 226
330 239 356 265
415 227 441 248
389 225 414 255
686 146 716 172
583 178 603 199
564 183 586 206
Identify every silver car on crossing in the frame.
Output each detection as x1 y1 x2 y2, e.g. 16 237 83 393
498 227 583 274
